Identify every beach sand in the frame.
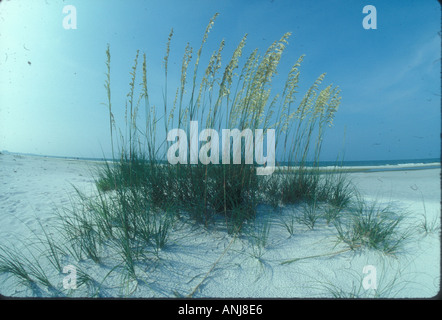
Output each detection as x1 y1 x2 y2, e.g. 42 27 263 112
0 152 440 298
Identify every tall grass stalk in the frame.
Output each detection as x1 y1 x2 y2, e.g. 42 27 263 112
297 199 321 230
248 218 271 261
0 242 59 294
417 191 440 236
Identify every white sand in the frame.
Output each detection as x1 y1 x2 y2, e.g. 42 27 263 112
0 152 440 298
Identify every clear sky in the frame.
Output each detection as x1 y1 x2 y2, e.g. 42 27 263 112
0 0 440 161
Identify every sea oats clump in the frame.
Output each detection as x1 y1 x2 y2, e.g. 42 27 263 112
99 13 345 227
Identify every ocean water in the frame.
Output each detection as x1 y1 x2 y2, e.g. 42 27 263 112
319 158 441 167
310 158 441 172
319 158 441 172
277 158 441 172
2 151 440 172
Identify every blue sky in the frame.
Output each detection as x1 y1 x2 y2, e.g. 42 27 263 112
0 0 440 161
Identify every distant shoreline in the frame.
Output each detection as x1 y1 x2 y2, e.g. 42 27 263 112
1 150 440 173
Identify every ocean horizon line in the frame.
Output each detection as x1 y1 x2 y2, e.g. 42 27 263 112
1 150 440 169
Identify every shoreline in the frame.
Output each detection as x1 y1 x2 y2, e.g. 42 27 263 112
1 151 440 173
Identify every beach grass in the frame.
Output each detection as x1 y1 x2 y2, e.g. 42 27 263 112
0 241 61 295
94 11 345 232
417 192 440 236
318 269 408 298
418 212 440 236
333 196 410 255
